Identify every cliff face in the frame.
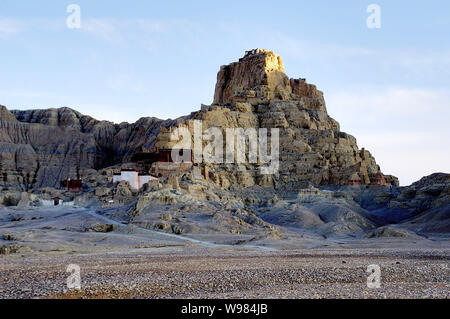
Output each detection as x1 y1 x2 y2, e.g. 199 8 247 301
10 107 181 166
213 49 292 105
0 49 398 191
166 49 398 189
0 106 179 190
0 105 95 190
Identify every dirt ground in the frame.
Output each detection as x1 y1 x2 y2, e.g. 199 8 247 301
0 247 449 299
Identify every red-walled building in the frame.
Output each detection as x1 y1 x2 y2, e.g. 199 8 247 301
60 179 83 191
157 148 193 163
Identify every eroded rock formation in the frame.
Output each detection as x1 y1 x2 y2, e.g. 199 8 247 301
159 49 398 190
0 49 398 191
0 105 178 190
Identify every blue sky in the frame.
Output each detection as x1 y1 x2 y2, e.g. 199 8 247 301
0 0 449 185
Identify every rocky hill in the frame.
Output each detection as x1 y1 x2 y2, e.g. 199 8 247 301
0 49 397 191
180 49 398 190
0 50 449 256
0 105 182 190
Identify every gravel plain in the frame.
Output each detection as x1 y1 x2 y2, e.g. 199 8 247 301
0 247 449 299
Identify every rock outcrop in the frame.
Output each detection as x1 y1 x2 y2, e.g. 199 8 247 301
160 49 397 190
1 49 397 191
0 105 96 190
214 49 293 105
0 105 180 190
358 173 450 232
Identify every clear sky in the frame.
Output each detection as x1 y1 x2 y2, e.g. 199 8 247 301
0 0 449 185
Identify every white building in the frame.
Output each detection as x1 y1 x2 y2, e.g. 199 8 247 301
40 197 63 206
113 169 157 191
